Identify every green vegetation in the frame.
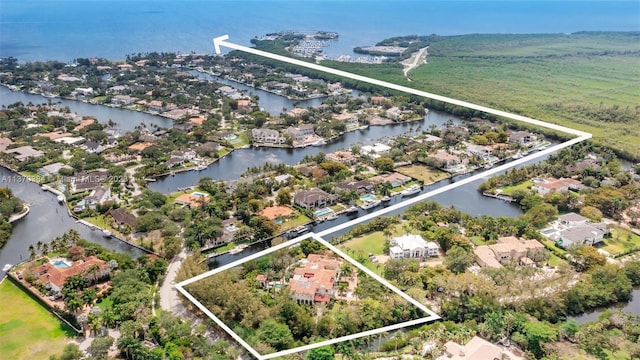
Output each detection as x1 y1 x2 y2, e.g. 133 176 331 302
395 164 448 184
325 32 640 160
0 280 74 360
601 227 640 255
0 187 24 248
338 232 387 257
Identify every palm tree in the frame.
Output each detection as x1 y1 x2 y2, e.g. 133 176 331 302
28 244 36 260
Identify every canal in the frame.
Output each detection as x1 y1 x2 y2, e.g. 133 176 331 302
0 167 146 277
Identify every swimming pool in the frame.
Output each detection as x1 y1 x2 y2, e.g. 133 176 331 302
360 194 375 201
52 259 71 268
314 208 333 217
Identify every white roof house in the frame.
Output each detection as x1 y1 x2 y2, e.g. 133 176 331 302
361 143 391 159
389 234 439 259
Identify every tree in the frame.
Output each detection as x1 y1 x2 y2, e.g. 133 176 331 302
88 336 114 359
579 205 603 222
568 244 606 272
373 157 394 173
276 189 292 206
53 344 83 360
258 319 294 351
305 345 335 360
444 245 474 274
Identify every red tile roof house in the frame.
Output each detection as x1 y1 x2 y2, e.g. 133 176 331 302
31 256 110 294
532 177 584 196
288 254 342 305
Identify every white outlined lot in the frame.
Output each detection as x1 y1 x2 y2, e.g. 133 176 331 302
174 35 593 359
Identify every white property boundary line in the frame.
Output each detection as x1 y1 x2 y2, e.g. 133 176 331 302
174 35 593 359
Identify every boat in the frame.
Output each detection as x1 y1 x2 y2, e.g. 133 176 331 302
3 264 12 272
401 184 421 197
511 152 523 159
360 199 381 210
294 225 310 235
144 177 157 182
345 206 358 214
229 244 248 255
57 194 65 203
196 164 207 171
311 139 326 146
326 214 338 221
381 195 391 202
102 230 112 238
40 185 47 191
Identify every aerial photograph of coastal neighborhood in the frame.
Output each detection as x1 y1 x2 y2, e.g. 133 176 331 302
0 1 639 359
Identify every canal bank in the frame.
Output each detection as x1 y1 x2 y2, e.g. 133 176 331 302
0 166 146 278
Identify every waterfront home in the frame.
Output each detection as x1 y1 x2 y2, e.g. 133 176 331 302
335 180 374 194
558 225 607 247
236 99 252 112
30 256 110 294
508 130 537 145
429 149 465 172
473 236 546 268
68 170 108 193
532 177 584 196
111 95 136 106
37 162 73 177
288 108 309 118
83 186 112 209
251 128 286 144
83 140 105 154
289 254 341 305
294 188 339 210
175 192 210 208
325 151 357 166
258 205 294 222
106 208 137 230
361 143 391 158
370 172 412 188
389 234 440 259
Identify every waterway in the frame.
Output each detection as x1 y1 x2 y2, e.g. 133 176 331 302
0 167 145 278
571 287 640 324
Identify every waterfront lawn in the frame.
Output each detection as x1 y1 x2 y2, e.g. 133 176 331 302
600 227 640 255
0 280 74 360
338 232 387 257
395 165 448 184
498 180 533 196
280 213 311 231
547 253 567 267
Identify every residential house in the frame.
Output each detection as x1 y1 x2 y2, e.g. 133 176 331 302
251 128 285 144
473 236 546 268
258 206 294 222
148 100 164 113
361 143 391 158
83 141 105 154
389 234 440 259
175 192 210 208
106 208 137 230
289 254 341 304
532 177 584 196
508 131 537 145
430 149 464 172
370 172 412 188
558 225 607 248
335 180 374 194
31 256 110 294
4 146 44 161
325 151 357 165
558 212 590 227
112 95 136 106
172 123 194 133
288 108 308 118
236 99 251 112
84 186 112 209
438 336 524 360
294 188 339 210
69 170 108 193
37 162 72 177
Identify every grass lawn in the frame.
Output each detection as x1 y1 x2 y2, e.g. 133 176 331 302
338 231 387 257
470 236 494 246
600 227 640 255
280 213 311 231
498 180 533 196
395 164 449 184
547 253 568 267
0 280 74 360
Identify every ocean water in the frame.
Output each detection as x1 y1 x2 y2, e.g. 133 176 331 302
0 0 639 62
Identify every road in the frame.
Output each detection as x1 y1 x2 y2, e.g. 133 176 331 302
402 46 429 79
159 249 190 317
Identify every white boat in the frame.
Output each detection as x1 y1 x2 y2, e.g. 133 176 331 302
40 185 47 191
311 139 326 146
196 164 207 171
229 244 248 254
294 225 310 235
401 184 421 197
3 264 12 272
326 214 338 221
345 206 358 214
511 152 523 159
102 230 112 238
381 195 391 202
360 199 381 210
57 194 65 203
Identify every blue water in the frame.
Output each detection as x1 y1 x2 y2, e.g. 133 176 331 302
1 1 638 62
360 194 376 201
52 260 70 268
314 208 333 217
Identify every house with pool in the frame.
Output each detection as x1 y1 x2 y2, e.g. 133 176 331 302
28 256 111 294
